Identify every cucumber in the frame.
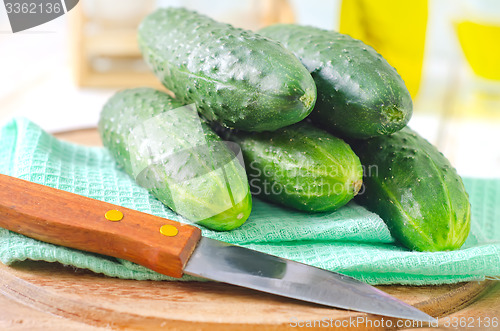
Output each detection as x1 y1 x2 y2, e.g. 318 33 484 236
98 88 251 231
349 127 471 251
138 8 317 132
219 122 363 212
259 24 413 139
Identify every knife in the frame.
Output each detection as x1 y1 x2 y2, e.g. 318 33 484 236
0 174 434 322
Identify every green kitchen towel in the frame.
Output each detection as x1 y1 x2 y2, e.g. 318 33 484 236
0 118 499 285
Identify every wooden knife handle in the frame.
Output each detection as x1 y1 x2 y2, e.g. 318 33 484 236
0 174 201 278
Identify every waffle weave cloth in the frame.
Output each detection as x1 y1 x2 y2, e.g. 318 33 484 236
1 118 499 285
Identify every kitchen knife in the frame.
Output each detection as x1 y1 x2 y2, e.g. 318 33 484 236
0 174 434 322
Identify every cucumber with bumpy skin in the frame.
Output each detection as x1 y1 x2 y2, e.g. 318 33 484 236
98 88 251 231
350 127 471 251
138 8 317 132
259 24 413 139
220 122 363 212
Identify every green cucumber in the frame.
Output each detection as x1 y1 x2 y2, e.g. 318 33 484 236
259 24 413 139
98 88 251 231
349 127 471 251
220 122 363 212
138 8 317 132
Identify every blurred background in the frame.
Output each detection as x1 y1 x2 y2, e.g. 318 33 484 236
1 0 499 178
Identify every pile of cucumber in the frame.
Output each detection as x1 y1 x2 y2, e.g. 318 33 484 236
98 7 470 252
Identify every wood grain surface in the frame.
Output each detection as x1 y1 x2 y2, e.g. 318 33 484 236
0 128 498 330
0 261 497 331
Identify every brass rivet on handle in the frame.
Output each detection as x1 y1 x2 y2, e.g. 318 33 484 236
105 210 123 222
160 224 179 237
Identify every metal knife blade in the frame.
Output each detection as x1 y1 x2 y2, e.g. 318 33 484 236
0 174 435 322
185 237 434 322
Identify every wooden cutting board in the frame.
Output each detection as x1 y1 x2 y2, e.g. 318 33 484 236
0 128 498 330
0 261 497 330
